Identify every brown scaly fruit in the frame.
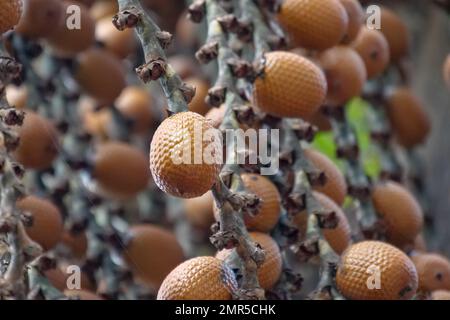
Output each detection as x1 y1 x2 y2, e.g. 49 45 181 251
411 253 450 293
339 0 364 44
378 7 409 62
115 86 153 134
157 256 237 300
183 191 215 229
16 0 62 38
0 0 22 34
150 112 222 198
336 241 418 300
278 0 348 50
253 51 327 118
95 15 136 59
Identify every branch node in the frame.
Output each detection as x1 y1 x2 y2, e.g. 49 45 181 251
112 8 141 30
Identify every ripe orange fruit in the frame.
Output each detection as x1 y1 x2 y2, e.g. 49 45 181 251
75 48 126 106
124 224 184 290
6 85 28 109
17 195 63 251
64 289 103 300
93 142 150 198
385 87 430 148
115 86 153 134
431 290 450 300
205 104 226 129
0 0 22 34
89 0 118 21
443 54 450 89
15 0 63 38
150 112 222 198
278 0 348 50
318 46 367 106
13 111 59 170
61 231 88 259
185 78 210 116
157 256 237 300
351 27 390 79
216 232 282 290
338 0 363 44
183 191 215 229
378 7 409 62
253 51 326 118
336 241 418 300
95 15 136 59
304 148 347 205
371 181 423 248
411 253 450 292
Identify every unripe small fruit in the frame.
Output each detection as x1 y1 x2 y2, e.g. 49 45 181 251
124 224 184 290
6 85 28 109
183 191 215 229
431 290 450 300
96 16 136 59
17 196 63 251
13 111 59 170
157 256 237 300
304 148 347 205
185 78 210 116
16 0 62 38
351 27 390 79
372 181 423 248
253 51 327 118
319 46 367 106
0 0 22 34
378 7 409 63
150 112 222 198
61 231 88 259
205 104 226 129
385 87 430 148
336 241 418 300
115 86 153 134
93 142 150 198
64 289 103 300
411 253 450 293
278 0 348 50
443 54 450 89
339 0 364 44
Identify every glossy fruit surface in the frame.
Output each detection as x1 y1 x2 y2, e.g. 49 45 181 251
379 7 409 62
336 241 418 300
411 253 450 292
0 0 22 34
96 15 136 58
115 86 153 134
183 191 215 229
157 256 237 300
339 0 363 44
16 0 62 38
253 51 326 118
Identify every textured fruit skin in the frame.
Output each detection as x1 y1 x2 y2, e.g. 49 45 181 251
93 142 150 198
351 27 390 79
76 48 126 106
319 46 367 106
17 196 63 250
339 0 363 44
379 7 409 62
186 78 210 116
150 112 222 198
16 0 63 38
431 290 450 300
183 191 215 229
278 0 348 50
253 51 326 118
64 289 103 300
0 0 22 34
304 148 347 205
13 111 58 170
385 87 430 148
6 85 28 109
336 241 418 300
124 224 184 290
372 181 423 248
411 253 450 292
443 54 450 90
95 15 136 59
115 86 153 134
157 256 237 300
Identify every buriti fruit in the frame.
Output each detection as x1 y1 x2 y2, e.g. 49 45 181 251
124 224 184 290
351 27 390 79
183 191 215 229
16 196 63 251
185 77 211 116
13 111 59 170
216 232 282 290
278 0 348 50
89 0 118 21
378 7 409 63
318 46 367 106
95 15 136 59
371 181 423 248
336 241 418 300
15 0 62 38
411 253 450 293
253 51 326 118
385 87 430 148
338 0 364 44
304 148 347 205
157 256 237 300
0 0 22 34
150 111 222 198
115 86 153 134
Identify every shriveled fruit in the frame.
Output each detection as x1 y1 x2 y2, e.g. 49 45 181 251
93 142 150 198
443 54 450 89
431 290 450 300
115 86 153 134
411 253 450 292
0 0 22 34
64 289 103 300
185 78 210 116
319 46 367 106
304 148 347 205
16 0 62 38
75 48 126 105
96 15 136 59
339 0 364 44
6 85 28 109
89 0 118 21
61 231 88 259
351 27 390 79
17 196 63 251
372 181 423 248
278 0 348 50
157 256 237 300
183 191 215 229
378 7 409 62
124 224 184 290
150 112 222 198
385 87 430 148
216 232 282 290
253 51 326 118
13 111 59 170
336 241 418 300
